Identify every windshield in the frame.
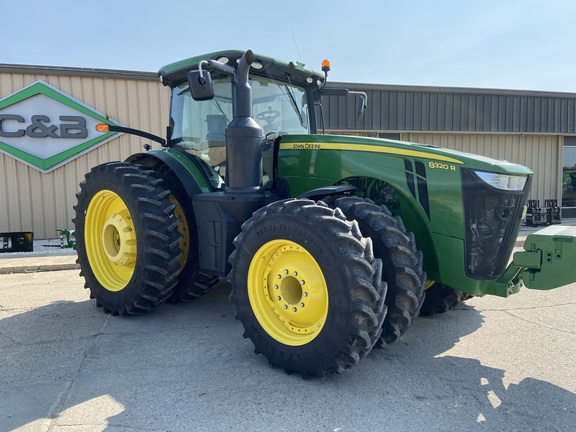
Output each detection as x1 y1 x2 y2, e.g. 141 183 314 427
170 75 310 162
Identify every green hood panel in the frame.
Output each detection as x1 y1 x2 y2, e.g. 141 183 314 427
279 134 533 175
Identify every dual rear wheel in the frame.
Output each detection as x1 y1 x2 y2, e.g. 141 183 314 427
74 161 217 315
74 162 183 315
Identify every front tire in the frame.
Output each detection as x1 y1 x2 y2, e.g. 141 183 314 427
419 282 471 316
73 162 182 315
229 199 386 377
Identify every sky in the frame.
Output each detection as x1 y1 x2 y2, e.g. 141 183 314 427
2 0 576 93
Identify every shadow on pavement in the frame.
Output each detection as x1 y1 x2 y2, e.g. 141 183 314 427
1 280 574 431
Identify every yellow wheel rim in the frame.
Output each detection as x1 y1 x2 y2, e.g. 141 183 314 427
170 194 189 272
85 190 137 292
248 240 328 346
424 280 436 290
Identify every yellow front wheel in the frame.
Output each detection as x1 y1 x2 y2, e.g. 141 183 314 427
248 239 328 346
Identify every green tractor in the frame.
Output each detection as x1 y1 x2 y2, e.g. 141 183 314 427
74 49 576 377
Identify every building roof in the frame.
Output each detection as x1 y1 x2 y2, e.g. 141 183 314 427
324 82 576 134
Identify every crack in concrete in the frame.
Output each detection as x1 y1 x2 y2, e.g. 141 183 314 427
500 309 576 335
45 313 111 430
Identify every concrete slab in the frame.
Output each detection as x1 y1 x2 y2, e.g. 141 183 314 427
1 271 574 431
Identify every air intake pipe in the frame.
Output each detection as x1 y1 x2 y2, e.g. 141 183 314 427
225 50 264 192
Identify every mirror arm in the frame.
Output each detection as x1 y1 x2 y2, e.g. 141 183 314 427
348 90 368 118
206 60 236 77
198 60 209 79
348 90 368 104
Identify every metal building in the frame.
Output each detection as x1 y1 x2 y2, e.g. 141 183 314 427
1 64 576 240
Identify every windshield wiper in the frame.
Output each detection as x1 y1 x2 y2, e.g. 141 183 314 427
211 98 231 123
282 75 306 128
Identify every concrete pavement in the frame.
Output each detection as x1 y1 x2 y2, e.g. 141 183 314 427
1 269 574 431
1 223 575 431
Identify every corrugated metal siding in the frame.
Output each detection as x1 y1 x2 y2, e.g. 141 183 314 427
404 133 561 205
325 83 576 134
0 72 170 239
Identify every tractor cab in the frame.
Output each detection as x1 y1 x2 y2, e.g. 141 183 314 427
158 50 364 190
167 64 312 183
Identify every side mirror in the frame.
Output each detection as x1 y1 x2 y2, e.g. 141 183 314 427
187 69 214 101
358 95 367 119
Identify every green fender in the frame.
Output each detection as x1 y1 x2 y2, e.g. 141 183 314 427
126 148 219 198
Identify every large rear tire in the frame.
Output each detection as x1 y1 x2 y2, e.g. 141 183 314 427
229 199 386 377
73 162 182 315
333 197 426 345
153 164 219 302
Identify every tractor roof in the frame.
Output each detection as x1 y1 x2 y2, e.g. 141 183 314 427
158 50 325 88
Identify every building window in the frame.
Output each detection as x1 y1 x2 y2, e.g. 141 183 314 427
378 133 401 140
562 136 576 208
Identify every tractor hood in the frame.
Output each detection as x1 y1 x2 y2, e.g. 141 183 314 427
279 133 534 176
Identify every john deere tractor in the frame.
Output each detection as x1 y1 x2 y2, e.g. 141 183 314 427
74 50 576 377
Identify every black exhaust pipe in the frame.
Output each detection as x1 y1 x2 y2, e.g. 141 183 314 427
225 50 264 192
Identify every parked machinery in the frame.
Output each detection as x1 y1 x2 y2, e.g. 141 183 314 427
74 50 576 376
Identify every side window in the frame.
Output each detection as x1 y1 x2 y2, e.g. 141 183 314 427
170 78 232 168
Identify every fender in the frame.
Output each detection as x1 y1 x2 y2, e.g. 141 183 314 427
126 148 217 199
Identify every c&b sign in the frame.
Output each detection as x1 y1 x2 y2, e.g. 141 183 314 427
0 81 120 172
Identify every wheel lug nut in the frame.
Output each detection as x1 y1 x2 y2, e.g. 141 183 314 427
303 292 308 297
277 296 281 301
300 280 305 285
300 303 305 307
284 269 289 274
277 274 281 279
293 271 298 276
274 284 278 289
292 307 297 312
283 305 288 309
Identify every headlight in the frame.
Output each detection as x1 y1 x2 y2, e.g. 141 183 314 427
474 171 528 192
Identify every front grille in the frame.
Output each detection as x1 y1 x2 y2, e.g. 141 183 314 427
462 169 531 279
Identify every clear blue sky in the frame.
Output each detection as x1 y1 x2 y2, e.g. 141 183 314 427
3 0 576 93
